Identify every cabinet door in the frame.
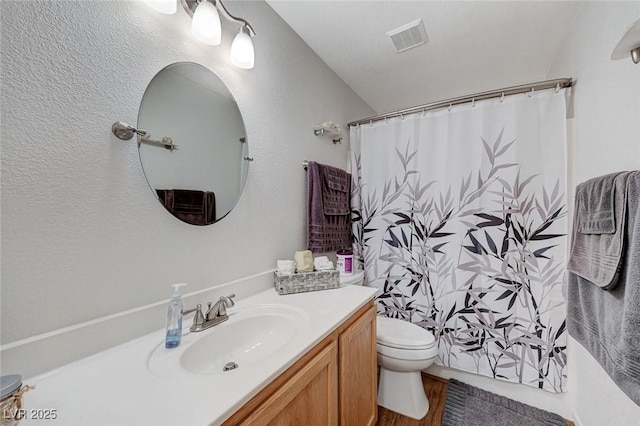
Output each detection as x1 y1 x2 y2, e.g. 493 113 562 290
240 341 338 426
339 304 377 426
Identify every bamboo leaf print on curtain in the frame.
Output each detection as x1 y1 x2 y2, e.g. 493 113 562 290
350 89 568 392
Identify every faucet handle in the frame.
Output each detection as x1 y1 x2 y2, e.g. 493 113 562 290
183 304 205 329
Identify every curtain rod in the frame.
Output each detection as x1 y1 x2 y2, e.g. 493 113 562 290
347 78 573 127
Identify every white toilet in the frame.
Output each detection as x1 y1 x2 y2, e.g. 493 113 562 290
340 271 438 420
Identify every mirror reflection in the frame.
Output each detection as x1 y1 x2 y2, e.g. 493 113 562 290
138 62 249 225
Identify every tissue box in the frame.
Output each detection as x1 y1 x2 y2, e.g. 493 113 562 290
274 270 340 295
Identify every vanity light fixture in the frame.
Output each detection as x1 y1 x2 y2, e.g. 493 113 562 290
230 25 255 69
143 0 256 69
191 0 222 45
612 18 640 64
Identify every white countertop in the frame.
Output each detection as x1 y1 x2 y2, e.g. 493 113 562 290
21 285 378 426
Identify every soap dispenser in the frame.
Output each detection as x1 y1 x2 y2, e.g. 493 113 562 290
165 283 187 348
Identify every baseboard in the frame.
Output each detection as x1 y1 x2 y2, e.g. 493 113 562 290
422 371 448 384
0 270 275 379
571 411 583 426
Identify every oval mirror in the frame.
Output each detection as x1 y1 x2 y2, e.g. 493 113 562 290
137 62 249 226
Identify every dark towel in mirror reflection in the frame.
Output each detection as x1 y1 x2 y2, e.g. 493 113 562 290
156 189 216 226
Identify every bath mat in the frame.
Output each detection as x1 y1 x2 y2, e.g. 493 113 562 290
442 379 565 426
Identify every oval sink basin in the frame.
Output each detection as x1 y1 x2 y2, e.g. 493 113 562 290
148 304 309 379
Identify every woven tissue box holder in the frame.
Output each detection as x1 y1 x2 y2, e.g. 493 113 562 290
274 270 340 295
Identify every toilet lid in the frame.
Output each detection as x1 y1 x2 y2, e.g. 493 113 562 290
376 316 436 350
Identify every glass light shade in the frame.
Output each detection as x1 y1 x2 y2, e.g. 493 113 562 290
230 29 255 69
143 0 177 15
191 1 221 46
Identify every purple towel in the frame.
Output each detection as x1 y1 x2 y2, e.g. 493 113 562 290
156 189 216 226
307 161 352 252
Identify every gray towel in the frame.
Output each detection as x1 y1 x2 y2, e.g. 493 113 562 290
567 171 640 406
307 161 352 252
567 171 632 290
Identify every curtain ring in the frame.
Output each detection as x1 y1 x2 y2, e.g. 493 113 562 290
369 120 373 127
471 98 475 107
528 87 534 97
385 116 388 124
400 112 404 120
555 83 560 93
499 92 505 103
448 103 452 112
422 108 426 117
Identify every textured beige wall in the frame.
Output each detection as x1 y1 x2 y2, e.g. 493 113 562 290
0 0 374 350
546 2 640 425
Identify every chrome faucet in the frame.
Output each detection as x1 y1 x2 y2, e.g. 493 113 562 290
206 294 236 320
183 294 236 332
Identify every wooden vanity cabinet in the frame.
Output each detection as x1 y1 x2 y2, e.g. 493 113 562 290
223 301 377 426
339 304 377 426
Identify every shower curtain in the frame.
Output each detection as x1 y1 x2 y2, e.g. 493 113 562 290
350 89 568 392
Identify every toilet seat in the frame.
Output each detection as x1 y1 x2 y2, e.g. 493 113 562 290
376 316 436 350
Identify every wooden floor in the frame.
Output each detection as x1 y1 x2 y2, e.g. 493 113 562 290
375 374 574 426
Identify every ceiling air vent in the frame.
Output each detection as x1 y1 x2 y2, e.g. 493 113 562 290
386 19 428 53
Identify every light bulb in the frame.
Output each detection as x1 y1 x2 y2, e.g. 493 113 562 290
143 0 177 15
230 27 255 69
191 1 221 46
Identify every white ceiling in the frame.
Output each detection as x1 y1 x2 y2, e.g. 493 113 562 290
266 0 579 114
